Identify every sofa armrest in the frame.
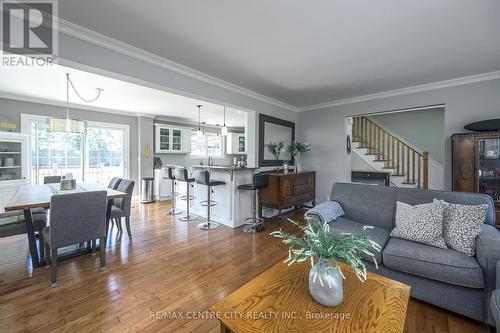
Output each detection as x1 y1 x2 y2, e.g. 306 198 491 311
476 224 500 324
497 261 500 290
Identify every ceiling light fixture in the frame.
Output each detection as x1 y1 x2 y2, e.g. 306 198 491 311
221 105 228 136
196 104 204 137
48 73 103 134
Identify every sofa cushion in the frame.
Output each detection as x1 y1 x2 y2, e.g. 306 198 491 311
435 199 488 256
328 217 389 264
395 187 496 226
383 238 484 289
390 201 447 249
331 183 396 230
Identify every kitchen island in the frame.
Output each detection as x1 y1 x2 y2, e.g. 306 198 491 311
173 165 258 228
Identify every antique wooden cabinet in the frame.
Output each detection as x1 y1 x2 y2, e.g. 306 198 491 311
452 132 500 227
260 171 315 217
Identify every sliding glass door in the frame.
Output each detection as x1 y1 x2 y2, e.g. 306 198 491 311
23 115 129 185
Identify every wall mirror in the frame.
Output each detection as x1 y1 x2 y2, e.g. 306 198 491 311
259 114 295 166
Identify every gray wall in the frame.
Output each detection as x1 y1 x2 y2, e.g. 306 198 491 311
298 78 500 202
0 98 140 189
369 108 445 164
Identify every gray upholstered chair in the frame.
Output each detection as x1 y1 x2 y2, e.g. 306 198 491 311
492 261 500 330
108 177 122 190
110 179 135 238
0 210 48 258
43 175 62 184
42 191 107 287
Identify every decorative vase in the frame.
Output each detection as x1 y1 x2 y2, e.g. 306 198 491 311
282 161 289 174
294 153 302 173
308 260 343 307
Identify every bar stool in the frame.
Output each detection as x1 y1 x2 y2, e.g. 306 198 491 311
195 170 225 230
165 167 181 215
237 174 269 233
175 168 198 221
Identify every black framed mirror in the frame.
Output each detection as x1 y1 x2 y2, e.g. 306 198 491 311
259 114 296 166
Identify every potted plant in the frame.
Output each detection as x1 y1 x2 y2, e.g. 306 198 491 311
265 141 288 171
270 217 380 307
286 142 311 172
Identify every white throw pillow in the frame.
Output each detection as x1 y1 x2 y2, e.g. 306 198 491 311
434 199 488 256
390 201 447 248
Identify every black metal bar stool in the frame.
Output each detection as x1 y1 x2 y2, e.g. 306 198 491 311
165 167 182 215
175 167 198 221
237 174 269 233
195 170 225 230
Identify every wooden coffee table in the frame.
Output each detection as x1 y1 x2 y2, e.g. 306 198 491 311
209 260 410 333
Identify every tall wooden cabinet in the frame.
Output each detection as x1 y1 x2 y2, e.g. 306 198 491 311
452 132 500 227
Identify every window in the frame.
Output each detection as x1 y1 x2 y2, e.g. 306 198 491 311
22 114 129 185
190 132 222 157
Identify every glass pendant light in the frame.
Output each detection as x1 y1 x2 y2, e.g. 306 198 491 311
221 105 229 136
196 105 204 137
48 73 103 134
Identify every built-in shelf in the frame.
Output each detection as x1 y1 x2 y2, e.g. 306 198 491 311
0 166 21 169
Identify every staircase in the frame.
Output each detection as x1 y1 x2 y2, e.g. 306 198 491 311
352 116 429 189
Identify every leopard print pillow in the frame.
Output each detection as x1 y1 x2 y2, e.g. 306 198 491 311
434 199 487 256
390 201 447 248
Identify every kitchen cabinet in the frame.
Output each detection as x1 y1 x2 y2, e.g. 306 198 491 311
226 133 246 155
154 124 191 154
0 132 28 212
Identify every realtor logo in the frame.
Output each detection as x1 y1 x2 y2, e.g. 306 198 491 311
1 0 58 66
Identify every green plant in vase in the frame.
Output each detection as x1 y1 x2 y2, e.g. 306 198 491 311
286 142 311 172
270 217 380 307
265 141 286 170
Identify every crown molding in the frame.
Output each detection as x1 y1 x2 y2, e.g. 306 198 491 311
57 18 300 112
298 70 500 112
0 92 156 118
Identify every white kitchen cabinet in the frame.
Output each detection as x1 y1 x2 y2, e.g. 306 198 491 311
0 132 28 212
154 124 191 154
153 167 172 201
226 133 246 155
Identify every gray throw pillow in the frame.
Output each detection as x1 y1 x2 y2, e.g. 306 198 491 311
390 201 447 248
434 199 488 256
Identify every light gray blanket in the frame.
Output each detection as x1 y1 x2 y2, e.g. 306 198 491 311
304 201 344 223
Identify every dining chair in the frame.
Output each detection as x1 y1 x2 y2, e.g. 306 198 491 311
0 210 48 258
109 179 135 238
43 176 62 184
108 177 122 190
42 190 107 287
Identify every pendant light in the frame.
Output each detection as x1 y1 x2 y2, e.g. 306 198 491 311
196 105 204 137
48 73 103 134
221 105 229 136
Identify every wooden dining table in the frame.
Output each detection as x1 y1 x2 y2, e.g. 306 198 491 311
4 183 128 268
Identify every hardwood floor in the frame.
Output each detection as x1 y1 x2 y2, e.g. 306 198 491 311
0 200 491 332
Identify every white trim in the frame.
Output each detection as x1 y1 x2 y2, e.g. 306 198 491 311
20 113 131 183
7 12 500 113
57 18 299 113
298 71 500 111
0 91 155 118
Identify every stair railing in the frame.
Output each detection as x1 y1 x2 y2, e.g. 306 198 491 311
352 116 429 189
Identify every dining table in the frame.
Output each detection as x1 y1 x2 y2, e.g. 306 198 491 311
4 183 128 268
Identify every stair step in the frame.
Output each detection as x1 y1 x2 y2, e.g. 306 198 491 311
364 153 378 156
402 182 417 185
352 140 363 143
382 166 395 169
373 159 389 162
357 145 371 149
392 173 406 177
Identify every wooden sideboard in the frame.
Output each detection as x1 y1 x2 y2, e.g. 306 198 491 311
260 171 315 217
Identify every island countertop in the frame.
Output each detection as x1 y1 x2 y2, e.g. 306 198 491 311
190 165 258 170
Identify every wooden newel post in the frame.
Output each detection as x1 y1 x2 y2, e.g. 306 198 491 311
422 151 429 189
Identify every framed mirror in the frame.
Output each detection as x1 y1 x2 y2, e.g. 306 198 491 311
259 114 295 166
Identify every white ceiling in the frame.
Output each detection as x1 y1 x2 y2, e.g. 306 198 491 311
58 0 500 107
0 64 247 127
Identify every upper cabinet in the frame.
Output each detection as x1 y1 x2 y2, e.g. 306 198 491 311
226 133 246 155
154 124 191 154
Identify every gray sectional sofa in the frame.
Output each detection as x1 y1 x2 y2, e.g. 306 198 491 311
329 182 500 325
